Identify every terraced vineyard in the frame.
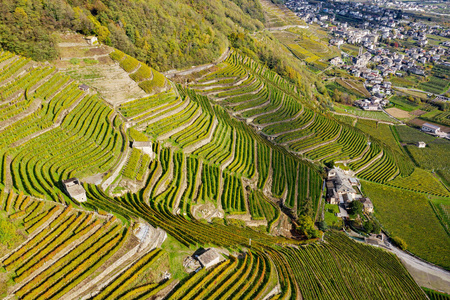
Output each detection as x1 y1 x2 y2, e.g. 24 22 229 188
0 45 443 299
0 190 169 300
187 51 418 189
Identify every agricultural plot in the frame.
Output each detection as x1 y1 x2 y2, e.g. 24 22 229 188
418 64 450 94
122 148 150 181
0 57 123 202
396 126 450 186
357 151 399 183
334 105 396 123
221 173 246 214
109 49 166 94
0 47 440 300
0 190 170 300
361 181 450 269
118 89 178 119
355 120 401 151
248 191 279 225
389 168 450 197
278 232 426 300
85 181 427 300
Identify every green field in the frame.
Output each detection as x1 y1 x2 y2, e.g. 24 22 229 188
395 126 450 186
361 181 450 269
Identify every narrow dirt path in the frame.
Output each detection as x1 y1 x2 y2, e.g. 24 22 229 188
184 117 219 154
266 112 316 139
354 150 384 174
257 105 304 129
293 126 343 155
156 107 203 141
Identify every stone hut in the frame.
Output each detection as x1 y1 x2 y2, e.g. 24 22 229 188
62 178 87 202
131 140 154 158
196 248 221 269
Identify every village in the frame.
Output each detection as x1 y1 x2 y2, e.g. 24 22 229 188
286 0 450 113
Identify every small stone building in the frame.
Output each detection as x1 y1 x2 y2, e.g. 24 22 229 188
79 84 90 92
360 198 374 213
85 36 98 45
417 141 426 148
62 178 87 202
196 248 221 269
131 140 154 158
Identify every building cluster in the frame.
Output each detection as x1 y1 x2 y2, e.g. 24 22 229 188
286 0 401 29
383 0 449 15
326 168 373 219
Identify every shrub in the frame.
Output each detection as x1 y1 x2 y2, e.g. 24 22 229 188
392 236 407 250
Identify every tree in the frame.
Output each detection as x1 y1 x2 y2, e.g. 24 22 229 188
363 221 373 233
392 236 407 250
349 201 363 216
318 220 328 231
297 215 319 238
372 222 381 234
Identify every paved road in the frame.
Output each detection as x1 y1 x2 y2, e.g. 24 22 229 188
390 245 450 294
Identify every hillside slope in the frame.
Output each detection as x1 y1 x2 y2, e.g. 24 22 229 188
0 0 264 70
0 48 430 299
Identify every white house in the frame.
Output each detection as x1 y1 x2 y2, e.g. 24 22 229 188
131 141 155 158
417 141 426 148
422 123 441 134
85 36 98 45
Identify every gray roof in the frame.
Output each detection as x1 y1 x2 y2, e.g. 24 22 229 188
422 123 440 130
132 141 152 148
197 248 220 266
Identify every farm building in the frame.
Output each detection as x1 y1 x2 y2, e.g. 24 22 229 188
62 178 87 202
131 141 154 158
360 198 374 213
330 56 343 66
422 123 441 134
85 36 98 45
79 84 90 92
196 248 221 269
417 141 426 148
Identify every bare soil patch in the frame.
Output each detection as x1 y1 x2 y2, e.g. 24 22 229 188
410 109 427 116
385 107 412 119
